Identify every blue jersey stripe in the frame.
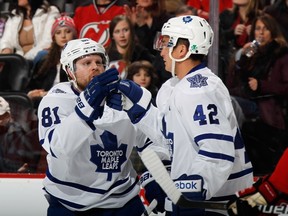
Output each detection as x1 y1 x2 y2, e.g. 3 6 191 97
40 138 44 145
136 138 153 152
48 129 54 142
46 170 138 196
44 189 86 209
228 167 254 180
195 133 234 145
199 150 234 162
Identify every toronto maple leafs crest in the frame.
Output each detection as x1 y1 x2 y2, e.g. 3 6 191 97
182 16 193 24
90 131 127 181
187 74 208 88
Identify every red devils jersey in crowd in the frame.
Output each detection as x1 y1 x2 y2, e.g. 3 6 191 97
73 0 129 48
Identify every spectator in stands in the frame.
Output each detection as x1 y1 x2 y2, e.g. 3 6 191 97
106 15 154 78
163 0 185 16
26 15 77 109
0 96 41 173
126 0 171 56
260 0 277 9
73 0 92 9
219 0 262 81
126 60 158 105
220 0 262 53
186 0 233 20
73 0 130 48
226 14 288 174
0 0 60 61
174 4 197 17
125 0 171 87
264 0 288 41
227 13 288 125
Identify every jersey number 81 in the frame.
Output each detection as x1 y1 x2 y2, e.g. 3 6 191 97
41 107 61 127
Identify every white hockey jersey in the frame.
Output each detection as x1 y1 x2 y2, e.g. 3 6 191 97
38 82 169 211
136 65 254 201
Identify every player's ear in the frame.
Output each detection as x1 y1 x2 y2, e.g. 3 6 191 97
66 67 74 80
178 44 189 58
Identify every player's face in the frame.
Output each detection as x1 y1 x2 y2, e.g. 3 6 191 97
74 54 105 91
112 20 131 49
160 36 174 73
54 27 74 48
132 68 151 88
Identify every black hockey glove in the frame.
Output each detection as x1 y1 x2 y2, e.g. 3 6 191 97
75 68 119 122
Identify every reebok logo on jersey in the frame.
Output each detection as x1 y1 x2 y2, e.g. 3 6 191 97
175 179 202 192
187 74 208 88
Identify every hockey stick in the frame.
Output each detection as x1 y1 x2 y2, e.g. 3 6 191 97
141 199 158 216
140 148 288 215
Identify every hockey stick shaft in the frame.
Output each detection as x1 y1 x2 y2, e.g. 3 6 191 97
141 199 158 216
140 148 288 215
140 148 226 210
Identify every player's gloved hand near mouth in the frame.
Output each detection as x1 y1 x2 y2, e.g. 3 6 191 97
75 68 119 122
227 175 288 216
106 79 152 124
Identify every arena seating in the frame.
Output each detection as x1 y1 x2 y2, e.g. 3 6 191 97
0 54 31 91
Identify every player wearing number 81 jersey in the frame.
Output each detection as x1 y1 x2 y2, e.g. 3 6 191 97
37 38 170 215
108 16 254 215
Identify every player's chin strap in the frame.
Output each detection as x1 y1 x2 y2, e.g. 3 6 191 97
168 47 191 77
66 67 82 93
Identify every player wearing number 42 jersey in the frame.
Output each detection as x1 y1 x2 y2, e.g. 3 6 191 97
37 38 170 216
107 15 254 215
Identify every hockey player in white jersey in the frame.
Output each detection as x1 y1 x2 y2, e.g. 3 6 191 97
37 38 170 215
107 15 254 215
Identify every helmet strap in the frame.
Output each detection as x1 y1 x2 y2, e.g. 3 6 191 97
171 59 176 77
66 67 81 92
168 47 192 77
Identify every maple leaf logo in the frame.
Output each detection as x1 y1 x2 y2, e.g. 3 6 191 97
90 131 127 181
182 16 193 24
187 74 208 88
